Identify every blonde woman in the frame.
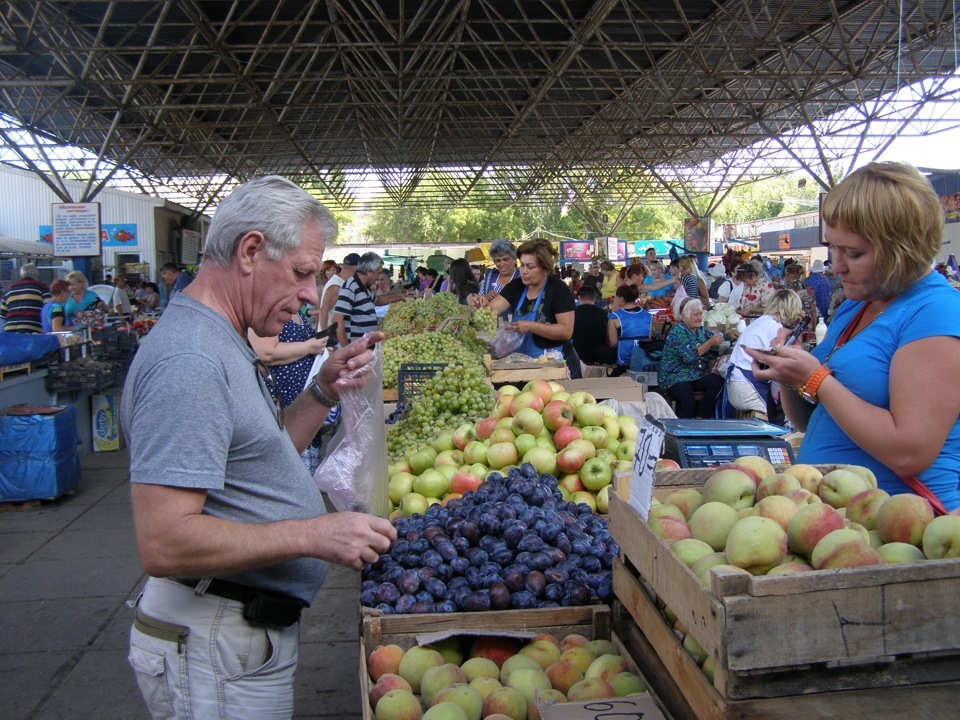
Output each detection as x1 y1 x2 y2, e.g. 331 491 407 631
64 270 107 322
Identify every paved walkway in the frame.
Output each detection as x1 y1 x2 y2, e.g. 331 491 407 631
0 449 363 720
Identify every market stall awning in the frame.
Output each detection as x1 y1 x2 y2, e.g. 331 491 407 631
0 236 54 257
467 246 489 263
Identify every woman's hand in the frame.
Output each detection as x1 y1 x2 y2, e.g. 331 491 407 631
309 336 329 355
504 320 528 334
745 344 820 389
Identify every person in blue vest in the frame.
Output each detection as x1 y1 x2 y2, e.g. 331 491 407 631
607 284 666 373
470 237 581 377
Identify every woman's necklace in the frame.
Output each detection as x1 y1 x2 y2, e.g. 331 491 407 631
822 299 893 365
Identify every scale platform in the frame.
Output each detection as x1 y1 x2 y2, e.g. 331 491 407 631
660 418 795 468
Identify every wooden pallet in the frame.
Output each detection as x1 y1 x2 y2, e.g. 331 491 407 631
608 490 960 717
0 362 31 381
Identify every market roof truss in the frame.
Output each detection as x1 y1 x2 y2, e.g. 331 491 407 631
0 0 957 215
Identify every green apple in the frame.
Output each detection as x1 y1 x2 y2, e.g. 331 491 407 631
580 456 613 491
514 433 539 457
413 469 450 499
615 440 635 462
388 472 415 505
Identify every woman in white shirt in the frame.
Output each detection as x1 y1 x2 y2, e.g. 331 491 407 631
727 289 803 416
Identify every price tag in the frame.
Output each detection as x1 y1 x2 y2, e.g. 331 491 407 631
629 414 664 520
541 694 667 719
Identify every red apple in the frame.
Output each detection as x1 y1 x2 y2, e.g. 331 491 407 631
655 458 681 471
542 400 574 431
559 473 586 495
511 391 544 415
451 471 483 495
475 417 498 440
557 446 587 474
522 379 555 406
451 423 476 451
553 426 582 450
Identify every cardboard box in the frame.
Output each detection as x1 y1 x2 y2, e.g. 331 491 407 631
91 390 123 452
559 377 645 402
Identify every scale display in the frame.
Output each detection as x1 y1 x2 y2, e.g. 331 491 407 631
659 419 795 468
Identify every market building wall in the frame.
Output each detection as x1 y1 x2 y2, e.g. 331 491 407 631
0 164 203 282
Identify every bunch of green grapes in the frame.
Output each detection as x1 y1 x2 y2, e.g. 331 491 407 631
386 364 494 457
380 300 417 336
381 292 467 336
454 327 491 358
470 306 498 333
382 331 483 388
413 292 464 328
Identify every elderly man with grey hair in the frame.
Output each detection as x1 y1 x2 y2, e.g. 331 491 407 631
0 263 51 333
121 176 395 718
331 250 396 347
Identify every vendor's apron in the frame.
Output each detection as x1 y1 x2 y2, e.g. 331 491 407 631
514 284 562 359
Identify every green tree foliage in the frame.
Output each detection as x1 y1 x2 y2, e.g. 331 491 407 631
711 172 822 225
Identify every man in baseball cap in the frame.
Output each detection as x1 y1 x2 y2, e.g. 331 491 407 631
803 258 831 318
342 253 361 266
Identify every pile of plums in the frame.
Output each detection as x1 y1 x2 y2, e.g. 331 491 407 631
361 464 618 613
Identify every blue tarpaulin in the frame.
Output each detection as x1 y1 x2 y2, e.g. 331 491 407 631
0 332 60 366
0 404 80 502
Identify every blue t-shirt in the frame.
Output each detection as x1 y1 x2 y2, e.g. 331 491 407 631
798 272 960 510
643 276 670 298
611 307 654 365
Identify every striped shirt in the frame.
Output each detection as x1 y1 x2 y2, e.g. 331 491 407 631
333 275 377 341
0 278 51 333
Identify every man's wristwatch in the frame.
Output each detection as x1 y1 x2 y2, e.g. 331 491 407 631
309 374 339 407
799 365 832 404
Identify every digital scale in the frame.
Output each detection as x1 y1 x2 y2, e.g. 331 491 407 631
660 418 795 468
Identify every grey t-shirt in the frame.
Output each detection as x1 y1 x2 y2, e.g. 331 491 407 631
121 293 328 604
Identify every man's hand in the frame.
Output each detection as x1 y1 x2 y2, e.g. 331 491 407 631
307 512 397 570
316 331 384 401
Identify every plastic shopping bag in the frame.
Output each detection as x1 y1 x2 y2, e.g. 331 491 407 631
489 327 525 359
313 345 389 517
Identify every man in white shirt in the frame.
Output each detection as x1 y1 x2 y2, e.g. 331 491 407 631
111 276 133 316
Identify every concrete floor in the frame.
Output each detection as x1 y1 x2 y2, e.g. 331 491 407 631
0 448 364 720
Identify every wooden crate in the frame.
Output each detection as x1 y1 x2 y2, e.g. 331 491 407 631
612 583 960 720
483 354 567 383
608 490 960 719
360 606 612 720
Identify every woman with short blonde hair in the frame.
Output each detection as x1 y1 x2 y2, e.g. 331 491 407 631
752 162 960 510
